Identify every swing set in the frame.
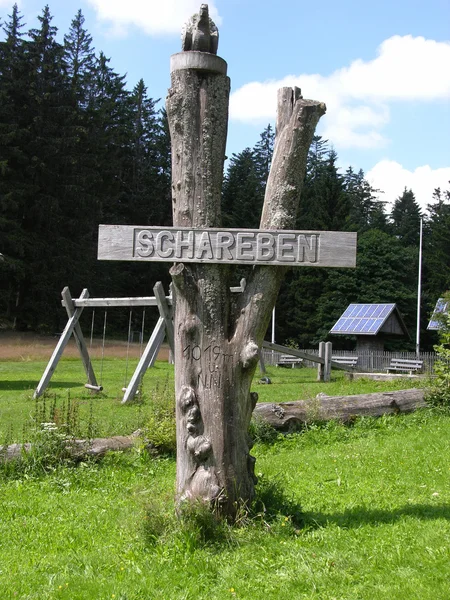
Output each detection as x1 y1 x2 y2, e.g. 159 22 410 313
33 282 174 404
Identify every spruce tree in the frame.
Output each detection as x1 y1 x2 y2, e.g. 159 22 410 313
424 186 450 302
344 166 387 232
0 4 28 325
253 124 274 191
221 148 262 228
390 187 422 246
315 229 418 348
64 9 96 108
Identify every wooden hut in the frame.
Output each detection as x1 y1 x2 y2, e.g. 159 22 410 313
329 303 409 352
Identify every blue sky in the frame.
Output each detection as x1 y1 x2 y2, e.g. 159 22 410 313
2 0 449 211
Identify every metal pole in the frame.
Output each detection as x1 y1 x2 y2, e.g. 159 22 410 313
416 217 423 357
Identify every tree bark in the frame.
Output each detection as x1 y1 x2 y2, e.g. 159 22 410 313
166 61 325 514
253 388 426 430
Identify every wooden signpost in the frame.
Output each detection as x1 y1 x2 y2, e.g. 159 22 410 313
98 4 357 517
98 225 356 268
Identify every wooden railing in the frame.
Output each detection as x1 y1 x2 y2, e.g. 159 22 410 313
261 348 439 373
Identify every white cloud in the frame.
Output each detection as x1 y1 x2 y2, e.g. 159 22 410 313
366 160 450 211
86 0 221 36
229 35 450 150
335 35 450 101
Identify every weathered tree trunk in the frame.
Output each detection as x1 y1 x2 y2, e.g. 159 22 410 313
166 23 325 515
253 388 427 429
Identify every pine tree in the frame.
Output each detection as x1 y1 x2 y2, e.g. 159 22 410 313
253 124 274 193
423 186 450 303
344 167 387 232
127 79 168 224
0 4 28 324
277 139 351 346
390 187 422 246
88 51 132 225
221 148 262 228
64 9 96 108
315 229 418 348
298 138 349 230
18 5 76 329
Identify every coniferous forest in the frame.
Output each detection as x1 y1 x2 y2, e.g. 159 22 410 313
1 5 449 350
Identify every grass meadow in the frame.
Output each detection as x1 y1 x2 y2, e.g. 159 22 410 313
0 335 449 599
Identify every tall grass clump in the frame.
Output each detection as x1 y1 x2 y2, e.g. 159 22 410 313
141 377 176 455
0 392 98 478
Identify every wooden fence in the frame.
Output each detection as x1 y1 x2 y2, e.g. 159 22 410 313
261 348 439 373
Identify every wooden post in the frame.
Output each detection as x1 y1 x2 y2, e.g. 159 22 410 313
121 317 166 404
61 287 99 390
34 288 90 398
166 5 326 516
324 341 332 382
153 281 174 356
317 341 325 381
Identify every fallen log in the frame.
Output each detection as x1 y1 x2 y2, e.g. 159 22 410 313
252 388 426 431
1 389 428 462
1 431 140 463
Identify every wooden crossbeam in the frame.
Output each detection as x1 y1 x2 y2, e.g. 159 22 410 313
262 341 355 373
69 297 172 308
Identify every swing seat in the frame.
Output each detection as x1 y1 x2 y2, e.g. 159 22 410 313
84 383 103 392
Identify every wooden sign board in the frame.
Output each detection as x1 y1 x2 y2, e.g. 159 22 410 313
98 225 357 268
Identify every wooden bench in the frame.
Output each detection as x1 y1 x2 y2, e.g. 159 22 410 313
331 356 359 368
387 358 423 375
277 355 303 368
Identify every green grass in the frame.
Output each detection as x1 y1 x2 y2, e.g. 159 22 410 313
0 358 424 443
1 358 447 599
0 411 449 599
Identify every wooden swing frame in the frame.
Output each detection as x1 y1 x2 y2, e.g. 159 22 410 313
33 282 174 403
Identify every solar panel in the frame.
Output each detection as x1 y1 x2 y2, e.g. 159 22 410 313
427 298 449 330
330 303 396 335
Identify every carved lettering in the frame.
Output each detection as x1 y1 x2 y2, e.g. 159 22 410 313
277 233 296 262
197 371 222 389
175 230 194 259
196 231 213 260
298 234 318 262
236 232 255 261
156 231 174 258
134 230 154 257
101 226 343 266
256 233 275 260
216 231 234 260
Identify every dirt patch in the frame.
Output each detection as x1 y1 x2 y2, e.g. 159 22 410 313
0 331 170 362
